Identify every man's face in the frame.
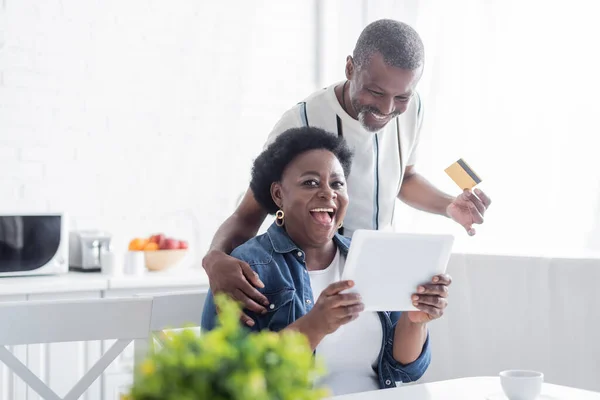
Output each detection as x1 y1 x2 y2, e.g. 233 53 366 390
347 52 422 132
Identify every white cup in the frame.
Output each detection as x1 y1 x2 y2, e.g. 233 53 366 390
100 250 123 276
500 370 543 400
124 251 146 276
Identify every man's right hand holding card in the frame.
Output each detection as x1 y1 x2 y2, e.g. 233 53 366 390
444 159 492 236
447 188 492 236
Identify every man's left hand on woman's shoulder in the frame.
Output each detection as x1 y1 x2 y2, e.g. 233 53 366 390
407 273 452 324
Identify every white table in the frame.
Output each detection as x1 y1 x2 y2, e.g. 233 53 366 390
331 377 600 399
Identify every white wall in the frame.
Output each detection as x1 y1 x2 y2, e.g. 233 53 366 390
0 0 317 261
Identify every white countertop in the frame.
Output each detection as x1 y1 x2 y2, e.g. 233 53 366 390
330 377 600 399
2 251 598 296
108 268 210 289
0 267 210 295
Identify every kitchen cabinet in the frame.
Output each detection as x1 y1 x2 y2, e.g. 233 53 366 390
0 270 209 400
102 374 133 400
102 285 203 382
26 291 102 400
0 295 27 400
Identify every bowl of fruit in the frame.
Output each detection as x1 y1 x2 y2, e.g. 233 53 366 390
128 233 189 271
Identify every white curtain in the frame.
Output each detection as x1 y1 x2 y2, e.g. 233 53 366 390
320 0 600 256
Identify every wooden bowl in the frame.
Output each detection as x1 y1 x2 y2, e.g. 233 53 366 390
144 249 188 271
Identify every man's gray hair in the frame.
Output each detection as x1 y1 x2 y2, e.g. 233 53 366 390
353 19 424 71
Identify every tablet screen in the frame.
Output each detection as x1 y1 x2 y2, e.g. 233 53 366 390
340 230 454 311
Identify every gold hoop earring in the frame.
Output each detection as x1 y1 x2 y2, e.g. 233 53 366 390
338 221 343 229
275 210 285 227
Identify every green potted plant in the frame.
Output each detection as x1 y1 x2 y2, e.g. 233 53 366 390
127 294 329 400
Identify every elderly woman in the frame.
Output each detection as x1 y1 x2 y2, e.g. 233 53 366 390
201 126 452 396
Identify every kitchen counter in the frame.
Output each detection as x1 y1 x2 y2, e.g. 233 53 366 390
2 251 599 296
0 267 210 296
0 266 212 400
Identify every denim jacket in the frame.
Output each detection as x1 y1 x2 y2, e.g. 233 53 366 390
201 223 431 389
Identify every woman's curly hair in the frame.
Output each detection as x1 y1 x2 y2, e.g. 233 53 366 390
250 126 354 214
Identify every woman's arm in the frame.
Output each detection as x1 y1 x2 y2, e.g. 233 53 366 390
379 312 431 383
394 273 451 364
392 314 428 364
381 274 452 382
286 280 363 350
285 315 327 351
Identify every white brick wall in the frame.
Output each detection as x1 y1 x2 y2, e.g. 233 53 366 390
0 0 317 262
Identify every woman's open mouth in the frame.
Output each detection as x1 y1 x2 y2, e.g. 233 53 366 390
309 207 336 226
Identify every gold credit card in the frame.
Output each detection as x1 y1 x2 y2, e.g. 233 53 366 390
444 158 482 190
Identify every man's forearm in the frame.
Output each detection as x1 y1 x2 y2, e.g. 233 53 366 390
202 213 261 269
398 172 455 217
392 313 428 364
210 213 258 254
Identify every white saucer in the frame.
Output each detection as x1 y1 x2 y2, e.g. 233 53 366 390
486 394 561 400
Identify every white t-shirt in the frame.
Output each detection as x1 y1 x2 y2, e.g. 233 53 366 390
264 82 424 237
309 248 383 396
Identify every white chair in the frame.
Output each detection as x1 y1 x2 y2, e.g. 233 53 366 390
0 297 153 400
133 290 207 374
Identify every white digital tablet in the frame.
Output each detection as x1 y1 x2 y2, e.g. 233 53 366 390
340 230 455 312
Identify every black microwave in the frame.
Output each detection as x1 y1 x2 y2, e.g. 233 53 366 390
0 213 69 277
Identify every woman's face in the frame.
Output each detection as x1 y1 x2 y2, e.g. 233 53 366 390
271 149 349 248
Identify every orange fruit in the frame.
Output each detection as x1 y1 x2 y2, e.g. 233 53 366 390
128 238 148 251
143 242 159 251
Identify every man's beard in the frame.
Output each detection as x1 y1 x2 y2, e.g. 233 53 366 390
353 101 400 132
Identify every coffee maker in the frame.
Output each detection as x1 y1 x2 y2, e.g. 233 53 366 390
68 230 112 272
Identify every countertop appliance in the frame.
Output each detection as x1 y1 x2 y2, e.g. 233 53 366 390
68 230 112 272
0 213 69 277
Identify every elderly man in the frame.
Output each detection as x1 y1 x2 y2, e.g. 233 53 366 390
203 19 491 325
